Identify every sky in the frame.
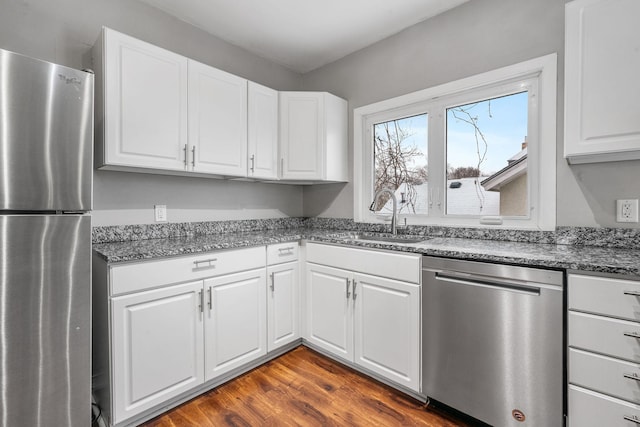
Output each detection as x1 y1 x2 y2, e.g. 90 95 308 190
380 91 528 176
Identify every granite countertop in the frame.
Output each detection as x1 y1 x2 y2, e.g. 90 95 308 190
92 228 640 277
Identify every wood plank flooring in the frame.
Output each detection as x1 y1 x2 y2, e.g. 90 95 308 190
140 346 471 427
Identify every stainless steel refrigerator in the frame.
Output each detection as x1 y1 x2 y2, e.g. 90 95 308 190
0 48 93 426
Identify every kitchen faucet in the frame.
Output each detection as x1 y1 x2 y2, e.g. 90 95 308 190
371 188 398 235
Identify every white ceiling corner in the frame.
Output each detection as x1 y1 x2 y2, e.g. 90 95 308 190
138 0 469 73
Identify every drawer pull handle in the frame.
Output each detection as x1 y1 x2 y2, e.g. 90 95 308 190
624 291 640 297
624 332 640 339
193 258 217 268
624 373 640 382
278 247 295 253
624 415 640 424
346 279 351 299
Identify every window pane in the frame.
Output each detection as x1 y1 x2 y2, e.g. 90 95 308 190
373 114 428 215
446 91 528 216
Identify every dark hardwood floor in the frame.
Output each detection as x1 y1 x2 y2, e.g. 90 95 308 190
140 346 471 426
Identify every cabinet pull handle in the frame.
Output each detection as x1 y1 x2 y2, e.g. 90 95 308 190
352 279 357 301
270 272 275 292
207 287 212 311
280 158 284 176
624 291 640 297
193 258 217 268
624 415 640 424
278 246 295 254
250 154 255 173
183 144 188 168
624 373 640 382
624 332 640 339
198 290 203 313
346 279 351 299
191 146 196 168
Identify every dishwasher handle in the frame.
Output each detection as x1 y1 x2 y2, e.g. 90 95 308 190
434 272 542 295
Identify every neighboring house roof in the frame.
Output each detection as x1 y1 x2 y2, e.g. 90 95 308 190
378 178 500 216
481 147 528 191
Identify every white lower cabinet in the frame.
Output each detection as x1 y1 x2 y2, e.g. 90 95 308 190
305 243 421 392
267 261 300 351
111 280 204 424
568 272 640 426
95 241 424 425
306 264 353 359
204 269 267 380
354 272 420 391
97 246 268 426
569 385 640 427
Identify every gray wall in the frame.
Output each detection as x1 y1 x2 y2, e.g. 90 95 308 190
0 0 304 225
2 0 639 228
301 0 640 229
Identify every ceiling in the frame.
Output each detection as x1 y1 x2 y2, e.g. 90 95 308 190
139 0 469 73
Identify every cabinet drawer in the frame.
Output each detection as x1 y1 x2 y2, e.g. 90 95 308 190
569 385 640 427
569 311 640 363
267 242 299 265
569 274 640 321
110 246 266 295
570 348 640 405
306 243 420 283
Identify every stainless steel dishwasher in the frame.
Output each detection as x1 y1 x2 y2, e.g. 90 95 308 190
422 256 564 427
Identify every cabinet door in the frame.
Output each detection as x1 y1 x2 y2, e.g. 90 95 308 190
353 273 420 392
204 269 267 381
305 263 353 361
188 60 248 176
103 28 188 170
267 261 299 351
280 92 324 180
111 280 204 424
564 0 640 163
248 82 278 179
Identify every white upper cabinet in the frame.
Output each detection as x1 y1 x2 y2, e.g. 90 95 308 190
564 0 640 163
279 92 348 181
96 27 188 171
188 60 248 176
95 28 347 183
248 82 279 180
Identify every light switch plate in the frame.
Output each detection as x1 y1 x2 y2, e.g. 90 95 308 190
616 199 639 223
154 204 167 222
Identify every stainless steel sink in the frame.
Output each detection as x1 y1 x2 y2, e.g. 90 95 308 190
344 233 428 244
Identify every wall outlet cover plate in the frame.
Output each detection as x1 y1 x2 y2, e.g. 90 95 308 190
616 199 639 223
154 204 167 222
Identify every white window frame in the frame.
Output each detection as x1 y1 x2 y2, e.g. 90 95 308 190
354 54 557 231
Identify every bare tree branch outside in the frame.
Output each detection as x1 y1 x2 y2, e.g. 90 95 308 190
373 117 427 212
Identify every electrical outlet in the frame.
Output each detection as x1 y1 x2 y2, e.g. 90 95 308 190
154 205 167 222
616 199 639 223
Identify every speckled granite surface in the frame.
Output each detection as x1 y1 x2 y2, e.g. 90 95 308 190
92 221 640 277
92 218 306 244
93 229 303 263
304 232 640 277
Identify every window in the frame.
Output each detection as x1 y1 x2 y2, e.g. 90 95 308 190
354 54 557 230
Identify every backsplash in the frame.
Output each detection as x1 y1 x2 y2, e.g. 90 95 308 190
92 217 306 244
92 217 640 249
